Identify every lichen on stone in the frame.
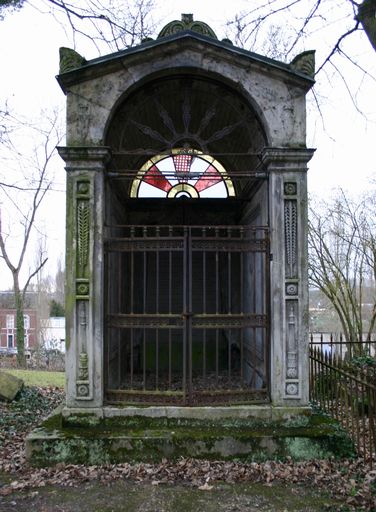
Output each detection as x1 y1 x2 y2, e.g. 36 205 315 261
290 50 316 78
59 47 87 74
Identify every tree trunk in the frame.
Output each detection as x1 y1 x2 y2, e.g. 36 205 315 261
13 275 26 368
357 0 376 52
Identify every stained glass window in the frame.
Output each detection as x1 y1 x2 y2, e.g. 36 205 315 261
131 151 235 198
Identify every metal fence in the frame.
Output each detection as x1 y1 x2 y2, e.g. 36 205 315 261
309 334 376 468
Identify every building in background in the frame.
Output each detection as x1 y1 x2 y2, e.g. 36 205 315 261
0 308 37 355
40 316 66 353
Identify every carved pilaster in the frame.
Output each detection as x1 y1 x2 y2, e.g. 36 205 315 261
284 180 300 398
74 177 92 399
58 146 110 408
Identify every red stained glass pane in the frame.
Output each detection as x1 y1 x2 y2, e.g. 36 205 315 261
173 154 192 174
143 165 172 192
194 165 222 192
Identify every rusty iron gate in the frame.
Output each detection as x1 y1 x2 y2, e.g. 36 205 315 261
105 225 270 405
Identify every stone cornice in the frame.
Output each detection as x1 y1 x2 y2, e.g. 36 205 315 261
57 146 111 171
261 147 315 172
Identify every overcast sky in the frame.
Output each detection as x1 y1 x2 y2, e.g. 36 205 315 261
0 0 375 289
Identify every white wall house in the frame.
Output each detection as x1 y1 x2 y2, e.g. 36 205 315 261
40 317 66 353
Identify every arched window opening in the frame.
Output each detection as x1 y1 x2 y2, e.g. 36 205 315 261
130 150 235 198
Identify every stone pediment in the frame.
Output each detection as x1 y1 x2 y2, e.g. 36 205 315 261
57 28 314 93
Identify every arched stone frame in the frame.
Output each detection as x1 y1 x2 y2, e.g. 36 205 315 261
58 34 314 411
102 66 272 151
104 70 270 205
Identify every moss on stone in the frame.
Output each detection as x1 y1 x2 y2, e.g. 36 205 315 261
26 409 356 467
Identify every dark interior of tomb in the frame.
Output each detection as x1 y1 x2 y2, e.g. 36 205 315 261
103 74 269 404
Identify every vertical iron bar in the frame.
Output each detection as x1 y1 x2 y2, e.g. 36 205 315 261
202 232 206 380
215 229 219 383
155 227 160 391
183 226 188 403
155 329 159 390
228 228 231 381
240 228 244 382
117 251 121 389
188 227 193 403
143 249 146 390
168 229 172 388
130 231 134 389
265 229 271 398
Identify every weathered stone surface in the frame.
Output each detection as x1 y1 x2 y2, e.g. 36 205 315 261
26 408 355 467
0 371 23 401
56 15 315 417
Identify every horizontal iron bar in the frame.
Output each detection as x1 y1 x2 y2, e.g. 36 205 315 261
105 238 268 253
192 314 267 328
106 389 268 396
106 172 268 179
107 313 267 329
105 224 269 231
108 314 183 328
111 151 263 156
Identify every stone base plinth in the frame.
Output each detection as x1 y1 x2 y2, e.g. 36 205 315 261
26 406 355 467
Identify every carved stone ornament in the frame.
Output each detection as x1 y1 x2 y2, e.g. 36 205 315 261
284 200 298 277
158 13 217 39
77 201 90 269
286 283 298 296
76 383 90 397
287 351 298 378
290 50 315 78
59 47 87 74
77 180 90 195
78 352 89 381
286 302 298 380
76 280 90 297
286 383 299 396
284 182 297 196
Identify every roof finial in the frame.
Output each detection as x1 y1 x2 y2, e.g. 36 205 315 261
158 13 217 39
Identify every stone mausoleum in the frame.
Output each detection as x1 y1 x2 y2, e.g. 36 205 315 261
27 16 352 466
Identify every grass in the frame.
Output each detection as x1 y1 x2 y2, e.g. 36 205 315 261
2 369 65 388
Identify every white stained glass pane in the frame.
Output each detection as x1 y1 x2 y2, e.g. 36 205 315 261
138 181 168 198
199 181 228 198
6 314 14 329
191 157 211 177
24 315 30 329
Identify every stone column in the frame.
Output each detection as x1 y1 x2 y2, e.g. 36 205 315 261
261 147 315 407
58 146 111 409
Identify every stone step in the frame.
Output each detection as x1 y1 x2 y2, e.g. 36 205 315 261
26 408 355 467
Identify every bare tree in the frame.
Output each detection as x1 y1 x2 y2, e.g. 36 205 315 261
308 190 376 351
227 1 376 68
0 0 25 20
0 110 63 366
26 0 157 54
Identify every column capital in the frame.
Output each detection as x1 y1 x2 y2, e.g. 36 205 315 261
57 146 111 171
261 147 315 172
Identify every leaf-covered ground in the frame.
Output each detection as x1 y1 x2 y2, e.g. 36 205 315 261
0 387 375 511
